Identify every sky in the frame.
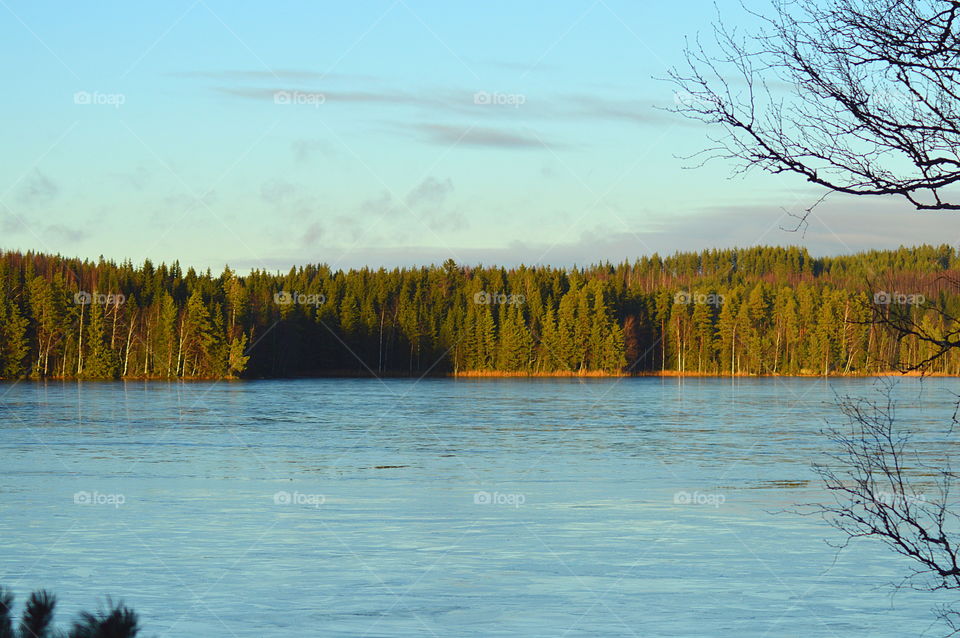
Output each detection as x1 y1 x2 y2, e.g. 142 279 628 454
4 0 960 272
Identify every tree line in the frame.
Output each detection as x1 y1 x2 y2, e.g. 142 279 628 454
1 245 960 379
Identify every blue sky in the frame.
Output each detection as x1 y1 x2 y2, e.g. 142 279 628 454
4 0 960 271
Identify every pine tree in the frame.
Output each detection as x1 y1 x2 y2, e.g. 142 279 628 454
0 293 28 379
556 290 579 371
80 295 119 379
154 292 178 378
538 306 561 372
716 289 740 375
690 293 715 373
473 305 497 370
27 276 63 377
182 289 216 377
600 319 627 373
744 283 771 374
227 334 250 378
497 306 533 372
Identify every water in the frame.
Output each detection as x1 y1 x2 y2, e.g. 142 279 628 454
0 377 955 636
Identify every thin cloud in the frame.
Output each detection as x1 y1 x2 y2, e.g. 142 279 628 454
224 231 644 271
406 177 453 207
569 95 682 126
109 164 152 191
405 177 465 232
300 221 324 247
171 69 362 81
0 213 89 244
414 124 554 149
209 77 687 132
0 213 22 233
260 179 297 204
654 195 960 256
16 169 58 207
291 139 337 163
44 223 87 243
358 190 402 217
216 85 537 116
215 87 441 109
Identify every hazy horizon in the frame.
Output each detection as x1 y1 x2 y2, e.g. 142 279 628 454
3 240 955 275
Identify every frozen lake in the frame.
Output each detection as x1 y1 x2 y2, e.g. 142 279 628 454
0 377 953 636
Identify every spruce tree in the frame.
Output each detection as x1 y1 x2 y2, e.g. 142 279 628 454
0 294 28 379
80 295 119 379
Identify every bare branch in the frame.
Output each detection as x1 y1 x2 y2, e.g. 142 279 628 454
669 0 960 210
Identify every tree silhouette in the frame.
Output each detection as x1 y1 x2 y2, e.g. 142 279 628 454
0 586 139 638
807 386 960 632
670 0 960 210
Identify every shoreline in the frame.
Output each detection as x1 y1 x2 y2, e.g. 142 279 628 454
4 370 957 381
452 370 958 378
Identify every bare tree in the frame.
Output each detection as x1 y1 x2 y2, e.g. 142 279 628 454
864 280 960 372
670 0 960 210
811 385 960 631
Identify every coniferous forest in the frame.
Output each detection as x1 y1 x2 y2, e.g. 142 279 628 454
3 245 960 379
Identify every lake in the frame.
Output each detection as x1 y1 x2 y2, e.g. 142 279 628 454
0 377 954 636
